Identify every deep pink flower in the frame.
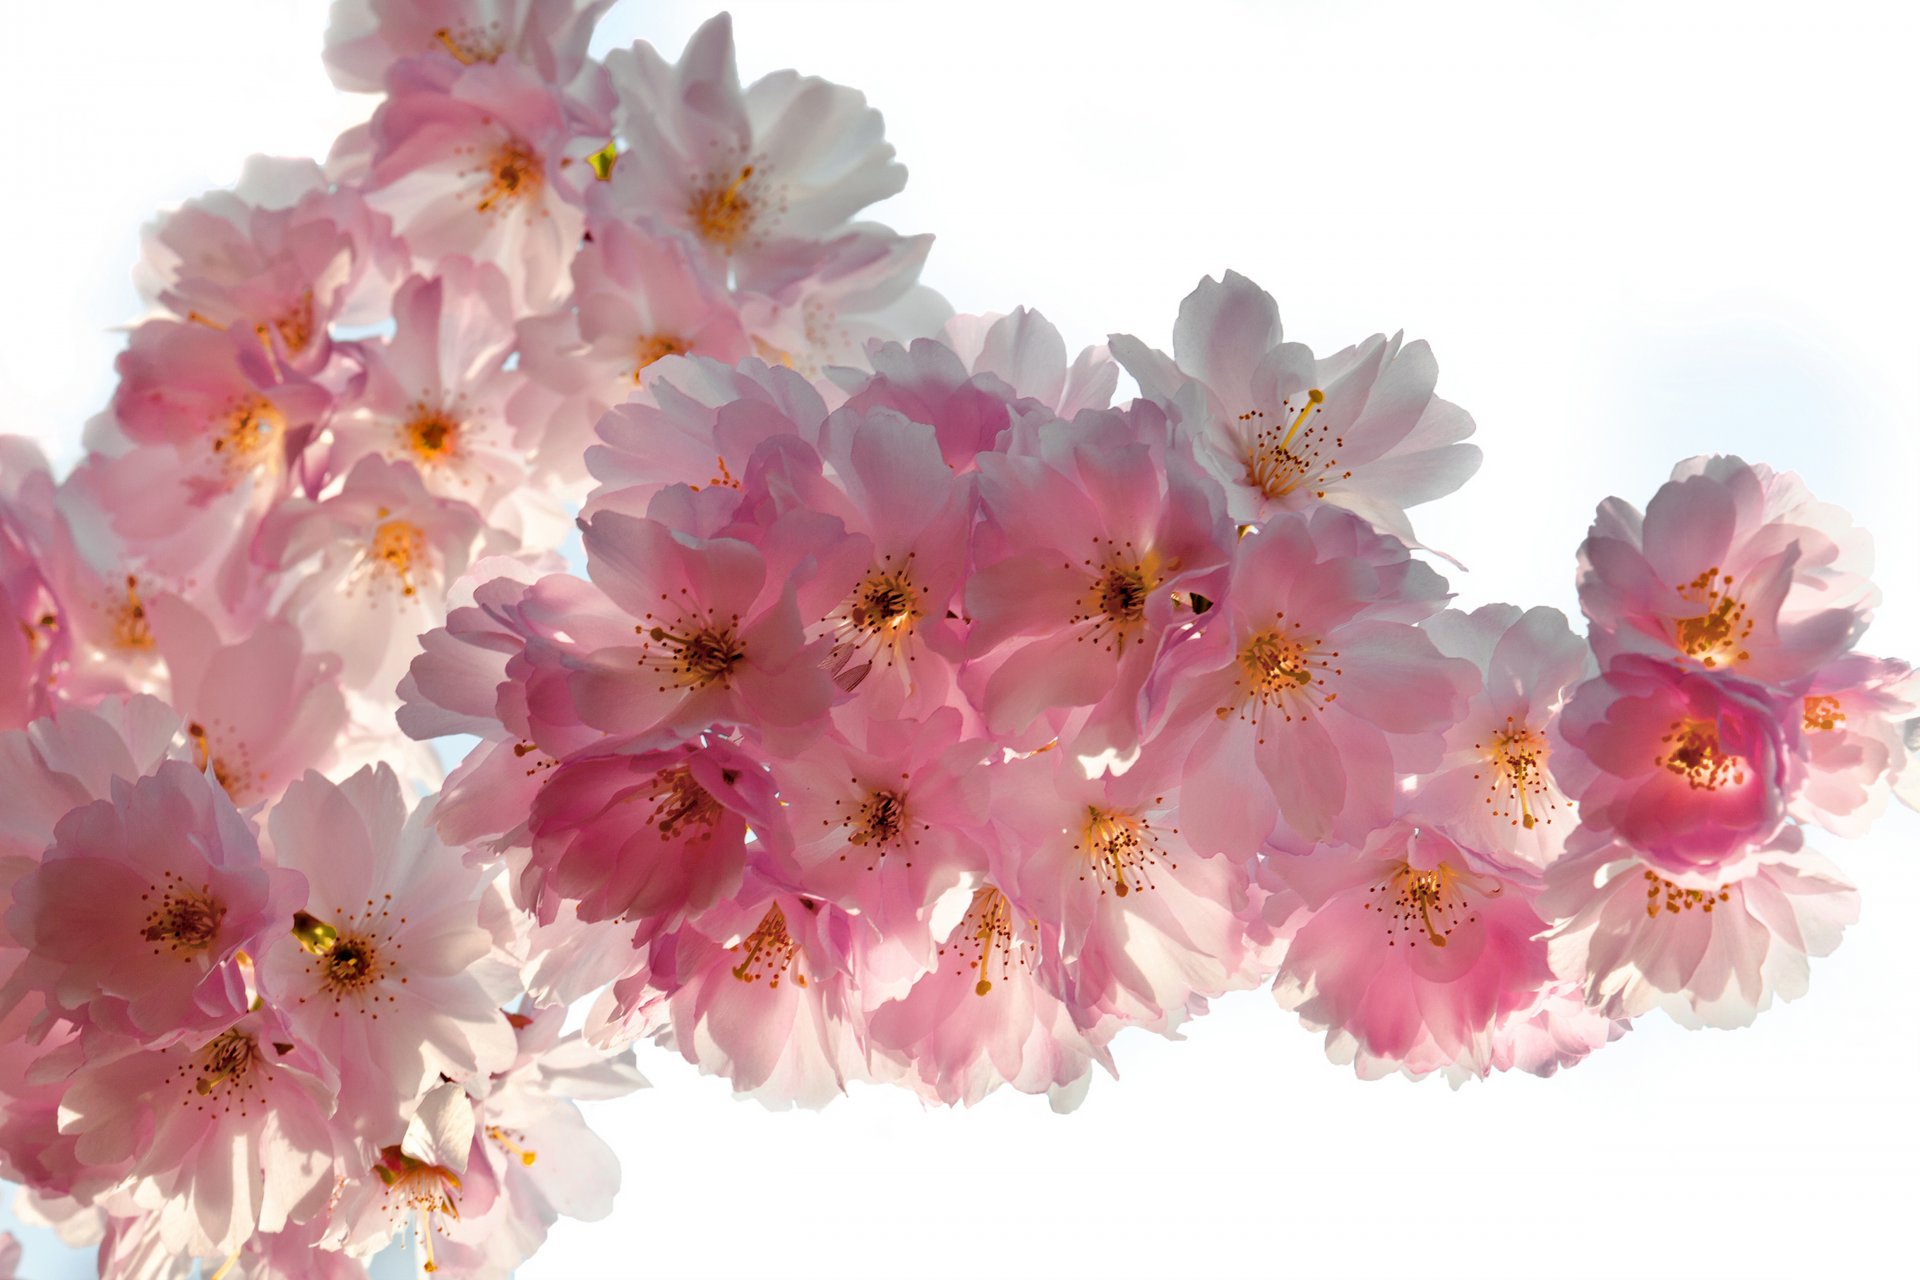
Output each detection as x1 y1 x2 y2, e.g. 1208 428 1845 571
1553 655 1793 876
3 760 289 1044
1266 822 1554 1080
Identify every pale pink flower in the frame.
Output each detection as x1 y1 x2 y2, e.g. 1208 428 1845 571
525 735 789 931
648 877 871 1108
560 510 835 739
1156 506 1476 850
55 1006 338 1257
738 227 950 377
601 14 907 285
4 760 290 1043
1541 833 1858 1029
1790 654 1918 836
1577 455 1871 683
1267 822 1553 1080
987 746 1274 1033
1111 270 1480 544
258 766 517 1139
1553 656 1794 877
147 595 349 808
0 440 61 730
583 354 828 519
324 1107 500 1275
0 694 184 867
329 261 567 549
362 59 596 310
963 404 1231 749
257 454 486 701
938 307 1118 420
867 882 1115 1107
829 330 1043 473
1418 604 1593 868
511 218 751 490
135 156 399 375
1484 981 1627 1080
326 0 613 94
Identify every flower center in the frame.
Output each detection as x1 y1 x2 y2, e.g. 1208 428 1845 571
640 618 744 690
186 721 246 796
1475 719 1556 831
193 1027 261 1097
375 1145 462 1274
1364 862 1495 948
369 519 428 598
258 290 316 357
1077 805 1175 898
1225 620 1340 737
142 868 226 955
1659 719 1745 791
938 885 1029 997
646 764 722 842
476 139 541 215
1673 567 1752 668
434 24 503 64
112 573 155 651
293 910 391 999
632 334 688 382
827 559 924 692
850 788 907 848
210 396 286 474
730 903 806 988
403 409 461 464
689 163 764 252
1070 541 1165 652
1803 695 1845 733
1641 869 1731 918
1241 388 1352 501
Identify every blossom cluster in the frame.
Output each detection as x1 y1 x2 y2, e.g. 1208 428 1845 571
0 2 1913 1277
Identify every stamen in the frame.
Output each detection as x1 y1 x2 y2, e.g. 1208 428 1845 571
1471 718 1557 832
730 903 806 988
1362 862 1497 948
368 519 428 598
1076 805 1177 897
1674 567 1752 667
934 885 1030 997
689 164 761 252
402 409 461 465
1803 695 1845 733
638 616 744 690
141 868 226 956
486 1124 538 1166
1241 388 1351 500
1642 868 1732 918
1658 720 1746 791
112 574 155 651
631 334 688 382
1222 616 1341 738
475 139 541 215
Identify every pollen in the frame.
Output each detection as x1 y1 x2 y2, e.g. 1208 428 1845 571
1076 804 1176 898
1658 719 1746 791
368 519 429 598
1673 567 1752 668
1472 718 1557 832
210 396 287 476
1361 862 1497 948
186 720 252 798
1224 616 1340 738
1803 695 1846 733
935 885 1031 997
475 138 542 215
1241 387 1351 502
375 1145 462 1274
290 900 407 1015
826 556 924 692
112 573 156 651
730 903 807 988
433 23 504 65
645 763 722 842
141 868 226 957
1642 868 1732 918
1068 538 1164 653
639 617 744 690
486 1124 538 1166
631 334 688 382
402 408 462 465
689 163 766 252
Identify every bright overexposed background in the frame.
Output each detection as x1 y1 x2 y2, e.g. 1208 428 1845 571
3 2 1917 1277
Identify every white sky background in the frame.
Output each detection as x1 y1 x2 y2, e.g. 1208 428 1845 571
2 1 1918 1276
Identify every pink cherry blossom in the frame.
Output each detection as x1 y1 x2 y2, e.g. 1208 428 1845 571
1577 454 1871 684
601 14 907 285
361 58 596 310
0 440 61 730
1111 270 1481 544
326 0 614 95
938 307 1118 421
1553 655 1793 877
1790 653 1918 836
1267 822 1555 1080
1157 506 1476 851
55 1006 338 1257
258 766 517 1139
3 760 290 1044
1419 604 1593 868
1540 833 1857 1029
736 227 950 377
